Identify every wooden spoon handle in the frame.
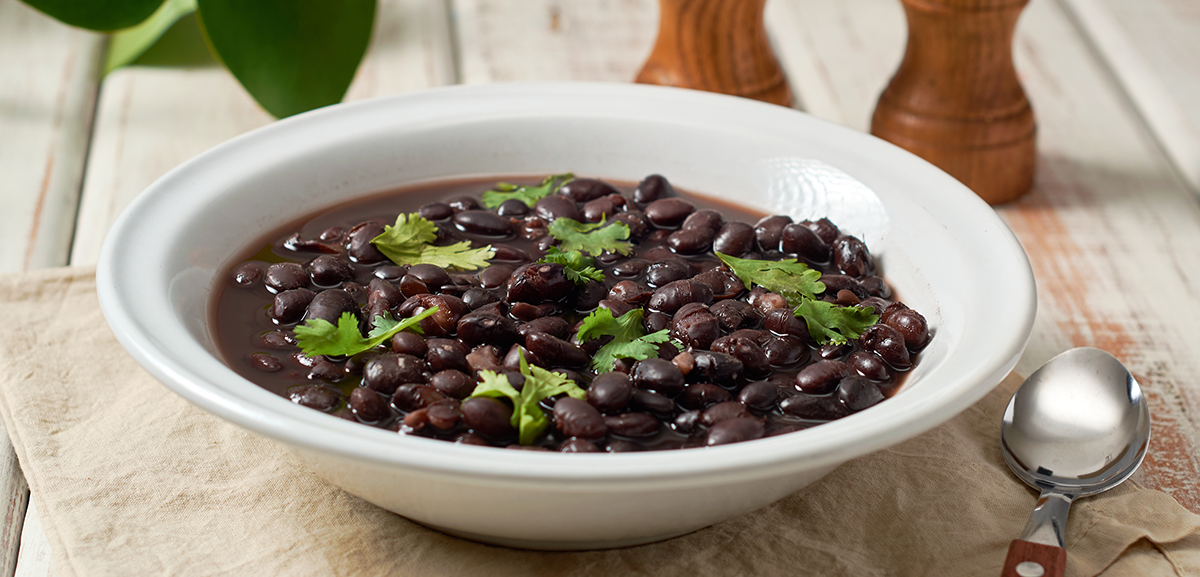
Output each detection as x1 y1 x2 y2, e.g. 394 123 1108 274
1001 540 1066 577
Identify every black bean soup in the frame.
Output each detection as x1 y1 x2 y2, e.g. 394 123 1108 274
214 174 930 452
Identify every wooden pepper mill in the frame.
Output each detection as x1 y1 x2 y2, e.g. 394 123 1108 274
871 0 1036 205
635 0 793 106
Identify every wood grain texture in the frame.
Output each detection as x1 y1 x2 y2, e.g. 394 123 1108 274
69 0 456 266
1069 0 1200 192
1001 540 1067 577
635 0 793 105
453 0 657 84
11 503 48 577
765 0 1200 511
871 0 1036 205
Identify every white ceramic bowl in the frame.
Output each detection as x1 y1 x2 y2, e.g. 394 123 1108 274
97 83 1035 550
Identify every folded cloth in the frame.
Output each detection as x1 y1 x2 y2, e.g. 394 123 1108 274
0 267 1196 577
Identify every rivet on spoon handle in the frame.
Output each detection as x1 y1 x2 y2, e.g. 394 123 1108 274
1000 489 1071 577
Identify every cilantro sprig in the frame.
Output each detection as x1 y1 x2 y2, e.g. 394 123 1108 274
469 351 587 445
793 299 878 346
716 252 824 307
575 308 680 373
547 216 633 256
294 308 438 357
370 213 495 270
480 173 574 209
538 247 604 285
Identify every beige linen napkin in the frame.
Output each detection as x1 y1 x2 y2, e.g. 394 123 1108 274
0 267 1197 577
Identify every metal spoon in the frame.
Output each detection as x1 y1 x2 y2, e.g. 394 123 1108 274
999 347 1151 577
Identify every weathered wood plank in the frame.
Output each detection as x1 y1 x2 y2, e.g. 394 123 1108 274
11 503 48 577
0 1 105 575
70 0 456 266
1062 0 1200 192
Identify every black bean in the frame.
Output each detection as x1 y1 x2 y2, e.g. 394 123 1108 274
304 289 359 326
587 371 633 413
690 350 743 387
534 195 582 221
407 263 452 288
795 360 851 394
232 262 264 287
258 330 295 349
700 401 752 426
362 353 426 394
763 335 809 366
397 294 466 337
604 412 659 438
560 438 601 452
666 227 716 255
682 209 723 233
632 174 673 204
457 312 521 347
367 278 403 310
349 387 390 422
398 275 429 297
460 397 516 438
492 244 533 262
560 178 619 202
419 202 454 220
838 375 885 412
882 305 930 351
390 331 427 357
347 221 387 264
571 280 606 311
670 303 720 350
466 344 505 375
453 210 513 237
248 353 283 373
849 350 890 381
495 198 530 217
429 369 475 399
780 394 849 420
265 262 308 292
506 263 573 304
518 317 571 340
271 288 315 323
643 311 670 333
462 288 499 309
643 198 695 228
804 217 841 244
426 338 472 374
289 384 341 411
605 281 650 306
692 269 744 300
833 235 875 277
859 275 893 299
552 397 608 439
632 358 685 397
673 410 702 434
738 381 777 411
308 358 345 382
820 274 869 300
612 210 651 240
446 196 480 212
678 383 732 410
649 280 713 314
763 308 807 338
860 324 912 369
581 197 616 222
706 417 765 446
392 383 449 412
611 258 649 278
707 222 753 257
711 335 771 377
753 215 792 252
780 223 831 264
307 255 353 287
630 389 675 418
710 300 761 332
644 260 691 288
525 332 589 368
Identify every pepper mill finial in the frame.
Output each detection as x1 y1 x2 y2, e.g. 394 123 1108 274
635 0 793 107
871 0 1036 205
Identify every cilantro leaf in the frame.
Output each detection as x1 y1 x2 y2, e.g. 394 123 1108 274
295 308 438 357
793 298 878 345
716 252 825 307
480 173 574 209
538 247 605 285
548 216 633 256
469 351 586 445
371 212 495 270
575 308 681 373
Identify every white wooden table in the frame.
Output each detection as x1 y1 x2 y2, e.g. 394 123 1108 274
3 0 1198 574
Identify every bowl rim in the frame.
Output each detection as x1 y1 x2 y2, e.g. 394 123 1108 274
96 81 1035 487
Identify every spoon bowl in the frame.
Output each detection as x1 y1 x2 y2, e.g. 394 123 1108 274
999 347 1150 577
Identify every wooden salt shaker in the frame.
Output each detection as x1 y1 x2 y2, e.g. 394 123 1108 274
635 0 792 106
871 0 1036 205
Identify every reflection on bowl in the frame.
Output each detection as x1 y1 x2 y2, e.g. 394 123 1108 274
97 82 1035 549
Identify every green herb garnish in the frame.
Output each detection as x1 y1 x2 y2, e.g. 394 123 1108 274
480 173 574 209
469 351 587 445
370 212 495 270
575 308 680 373
294 308 438 357
538 247 605 285
547 216 633 256
715 252 825 307
793 299 878 345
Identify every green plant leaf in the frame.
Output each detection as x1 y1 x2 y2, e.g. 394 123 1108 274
547 217 633 256
575 308 680 373
792 299 878 345
469 352 586 445
104 0 198 74
196 0 375 118
716 252 825 307
21 0 165 32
